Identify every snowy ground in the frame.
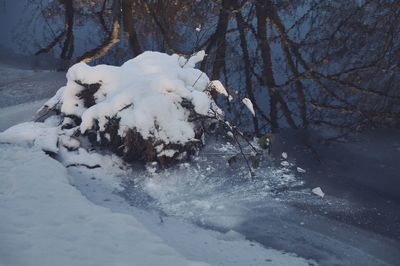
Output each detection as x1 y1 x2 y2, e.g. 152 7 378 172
1 63 400 266
0 145 205 266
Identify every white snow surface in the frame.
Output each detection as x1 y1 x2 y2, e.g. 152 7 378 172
0 121 59 153
0 145 206 266
43 51 212 145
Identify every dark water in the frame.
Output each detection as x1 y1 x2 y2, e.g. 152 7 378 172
1 0 399 135
120 133 400 265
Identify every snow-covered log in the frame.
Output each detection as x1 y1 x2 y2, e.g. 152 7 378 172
29 51 223 165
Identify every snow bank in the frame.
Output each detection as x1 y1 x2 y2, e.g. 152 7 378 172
0 121 59 153
0 144 207 266
26 51 222 164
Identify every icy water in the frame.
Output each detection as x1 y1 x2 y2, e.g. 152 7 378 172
1 62 399 265
119 138 400 266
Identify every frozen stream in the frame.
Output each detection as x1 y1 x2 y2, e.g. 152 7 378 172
1 63 399 266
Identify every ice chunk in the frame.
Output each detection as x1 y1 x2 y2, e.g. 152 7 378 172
297 167 306 173
281 161 290 167
312 187 325 198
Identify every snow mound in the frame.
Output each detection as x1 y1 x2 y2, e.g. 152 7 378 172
4 51 223 165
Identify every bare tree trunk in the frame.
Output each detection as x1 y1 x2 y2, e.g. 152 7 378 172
121 0 142 56
256 0 297 131
235 11 260 135
76 0 121 63
61 0 74 59
200 0 231 99
267 1 308 128
210 0 230 79
35 31 66 55
144 1 184 54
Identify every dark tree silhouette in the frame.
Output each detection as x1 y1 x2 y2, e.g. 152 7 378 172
25 0 400 137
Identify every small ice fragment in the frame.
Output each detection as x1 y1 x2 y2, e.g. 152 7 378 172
242 98 255 116
297 167 306 173
195 25 201 32
312 187 325 198
282 152 288 160
281 161 290 167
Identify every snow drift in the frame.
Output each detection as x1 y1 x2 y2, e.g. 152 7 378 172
5 51 223 165
0 145 208 266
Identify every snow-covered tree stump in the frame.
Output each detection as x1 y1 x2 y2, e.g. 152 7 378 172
32 51 223 165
